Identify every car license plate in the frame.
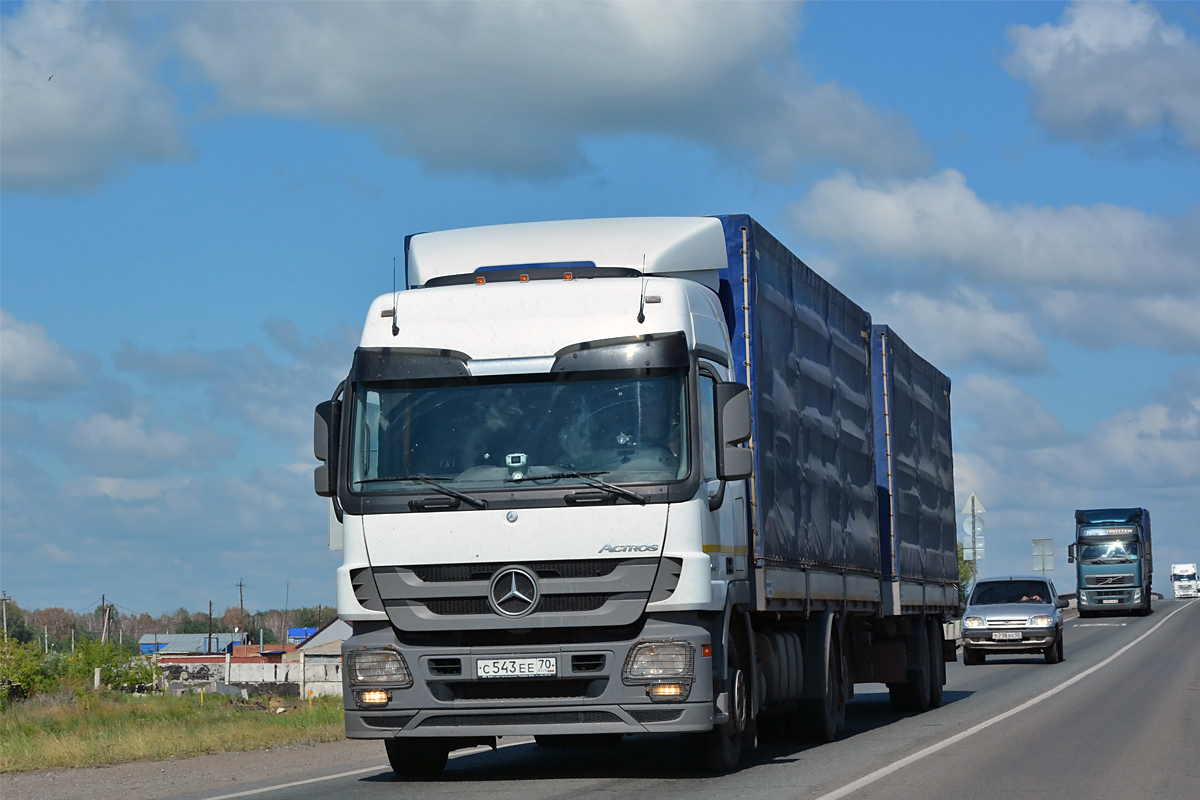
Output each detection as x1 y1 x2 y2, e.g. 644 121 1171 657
476 657 557 679
992 631 1022 641
1102 599 1118 604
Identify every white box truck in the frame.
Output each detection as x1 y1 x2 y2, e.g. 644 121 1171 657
313 216 959 776
1171 563 1198 599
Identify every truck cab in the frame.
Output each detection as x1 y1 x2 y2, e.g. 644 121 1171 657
1170 564 1198 599
1069 508 1153 617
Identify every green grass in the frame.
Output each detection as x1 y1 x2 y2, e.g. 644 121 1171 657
0 691 345 773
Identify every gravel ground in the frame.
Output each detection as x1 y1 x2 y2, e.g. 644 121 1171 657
0 738 386 800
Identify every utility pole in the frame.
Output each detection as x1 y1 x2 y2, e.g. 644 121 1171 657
237 578 246 633
283 582 289 645
2 591 9 644
100 594 109 644
207 600 213 655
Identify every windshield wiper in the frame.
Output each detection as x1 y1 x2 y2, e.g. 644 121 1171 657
506 470 647 506
356 475 486 510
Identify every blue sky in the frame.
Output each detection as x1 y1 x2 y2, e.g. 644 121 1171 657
2 1 1198 616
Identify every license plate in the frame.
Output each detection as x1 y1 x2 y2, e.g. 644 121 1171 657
476 657 557 679
992 631 1022 641
1102 599 1118 604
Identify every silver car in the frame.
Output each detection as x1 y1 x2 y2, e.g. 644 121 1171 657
961 576 1068 665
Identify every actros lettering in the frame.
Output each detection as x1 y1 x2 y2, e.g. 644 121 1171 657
598 543 660 553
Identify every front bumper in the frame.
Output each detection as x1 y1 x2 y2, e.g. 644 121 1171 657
962 627 1058 654
1078 588 1142 610
343 618 714 739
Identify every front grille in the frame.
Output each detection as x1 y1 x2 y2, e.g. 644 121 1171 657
1085 574 1135 587
444 678 598 700
986 619 1027 628
539 595 607 613
410 560 625 583
361 714 415 729
425 597 492 615
422 595 609 616
418 711 620 727
629 708 683 723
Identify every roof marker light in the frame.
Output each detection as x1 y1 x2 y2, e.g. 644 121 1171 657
519 274 529 282
563 272 574 281
475 276 486 285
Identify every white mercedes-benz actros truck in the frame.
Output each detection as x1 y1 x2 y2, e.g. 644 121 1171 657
314 216 959 776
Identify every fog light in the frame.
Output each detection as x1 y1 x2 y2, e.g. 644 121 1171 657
356 689 390 706
647 682 689 701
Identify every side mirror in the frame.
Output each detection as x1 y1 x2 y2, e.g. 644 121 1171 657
715 382 752 480
1055 597 1069 610
314 399 342 498
1066 543 1076 564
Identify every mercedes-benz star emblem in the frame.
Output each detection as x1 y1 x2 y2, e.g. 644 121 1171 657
488 566 540 618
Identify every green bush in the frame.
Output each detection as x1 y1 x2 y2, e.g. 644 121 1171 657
1 639 158 700
0 642 62 699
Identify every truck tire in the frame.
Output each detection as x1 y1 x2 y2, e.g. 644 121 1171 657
690 629 748 773
384 738 450 778
794 633 846 743
927 619 945 709
889 623 931 712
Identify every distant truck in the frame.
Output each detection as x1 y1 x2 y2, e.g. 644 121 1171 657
1069 508 1153 616
314 216 959 776
1170 564 1198 599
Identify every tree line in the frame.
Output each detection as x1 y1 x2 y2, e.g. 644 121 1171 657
2 597 337 654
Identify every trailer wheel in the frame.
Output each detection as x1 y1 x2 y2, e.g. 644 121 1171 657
384 738 450 778
889 622 931 712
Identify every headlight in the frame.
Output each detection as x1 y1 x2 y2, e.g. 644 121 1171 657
962 616 986 629
1133 589 1142 601
622 641 694 683
347 648 412 688
1029 615 1054 627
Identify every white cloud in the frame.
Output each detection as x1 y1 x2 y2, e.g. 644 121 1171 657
0 308 86 399
1006 0 1200 151
172 1 927 180
791 170 1200 355
882 288 1049 373
0 2 188 191
61 411 238 477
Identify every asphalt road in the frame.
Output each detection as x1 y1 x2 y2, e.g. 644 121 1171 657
157 598 1200 800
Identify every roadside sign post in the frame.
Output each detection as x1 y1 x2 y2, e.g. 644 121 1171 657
961 492 986 561
1032 538 1054 574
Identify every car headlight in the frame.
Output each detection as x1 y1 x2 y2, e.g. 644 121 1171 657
1029 615 1054 627
346 648 412 688
622 641 694 683
962 616 986 629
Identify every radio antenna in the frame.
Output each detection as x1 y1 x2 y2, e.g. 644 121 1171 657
637 255 647 324
391 257 400 336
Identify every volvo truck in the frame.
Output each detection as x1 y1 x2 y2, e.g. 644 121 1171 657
313 216 959 776
1171 563 1198 599
1069 508 1153 616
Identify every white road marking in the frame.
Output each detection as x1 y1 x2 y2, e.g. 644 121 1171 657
1072 623 1128 627
809 602 1193 800
199 739 532 799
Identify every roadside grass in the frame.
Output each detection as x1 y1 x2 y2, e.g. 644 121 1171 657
0 691 345 773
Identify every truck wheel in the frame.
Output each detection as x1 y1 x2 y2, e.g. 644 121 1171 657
796 636 846 743
927 619 945 709
384 738 450 778
889 623 931 712
690 631 748 773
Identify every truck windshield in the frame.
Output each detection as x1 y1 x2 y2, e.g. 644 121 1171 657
1077 540 1139 564
349 368 688 493
1173 571 1197 582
